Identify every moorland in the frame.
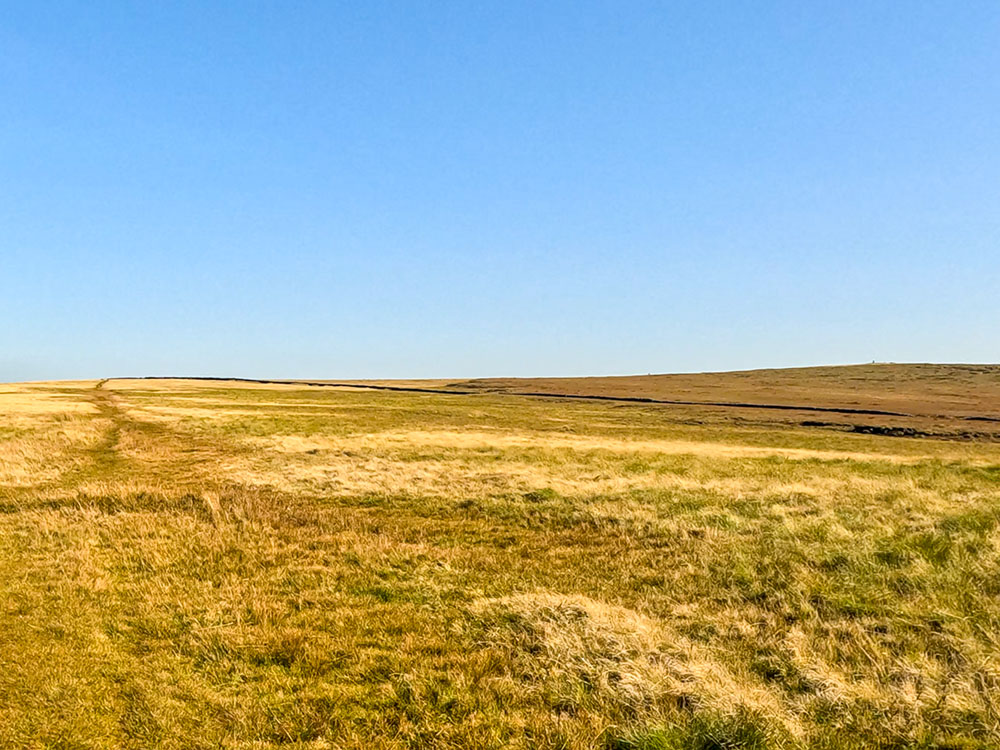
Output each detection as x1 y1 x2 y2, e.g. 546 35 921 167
2 364 999 749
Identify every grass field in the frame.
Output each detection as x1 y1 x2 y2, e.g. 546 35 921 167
2 367 1000 749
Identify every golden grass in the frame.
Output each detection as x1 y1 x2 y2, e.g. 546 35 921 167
1 376 999 748
0 390 98 415
249 427 985 462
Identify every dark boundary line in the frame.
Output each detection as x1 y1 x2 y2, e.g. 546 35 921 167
109 375 1000 423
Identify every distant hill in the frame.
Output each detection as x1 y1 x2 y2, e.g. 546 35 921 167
450 364 1000 418
440 364 1000 440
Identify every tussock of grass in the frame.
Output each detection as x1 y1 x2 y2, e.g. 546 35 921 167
605 708 784 750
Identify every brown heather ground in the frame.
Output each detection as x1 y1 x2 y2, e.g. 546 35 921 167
448 364 1000 439
1 366 999 748
454 364 1000 415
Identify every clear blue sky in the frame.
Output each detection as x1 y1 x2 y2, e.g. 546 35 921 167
3 2 998 381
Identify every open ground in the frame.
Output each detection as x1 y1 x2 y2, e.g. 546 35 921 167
1 365 999 749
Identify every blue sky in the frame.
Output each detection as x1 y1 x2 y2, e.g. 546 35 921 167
2 2 998 381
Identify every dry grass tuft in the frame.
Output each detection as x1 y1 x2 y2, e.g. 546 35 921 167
470 594 797 741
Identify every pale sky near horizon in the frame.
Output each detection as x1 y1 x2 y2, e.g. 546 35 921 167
2 2 998 382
